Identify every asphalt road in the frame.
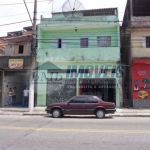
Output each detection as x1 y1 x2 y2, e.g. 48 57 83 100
0 115 150 150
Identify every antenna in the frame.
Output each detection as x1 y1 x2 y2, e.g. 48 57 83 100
62 0 84 18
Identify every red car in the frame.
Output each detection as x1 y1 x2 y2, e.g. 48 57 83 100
45 95 116 118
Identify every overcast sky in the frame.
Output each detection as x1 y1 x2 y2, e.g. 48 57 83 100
0 0 127 36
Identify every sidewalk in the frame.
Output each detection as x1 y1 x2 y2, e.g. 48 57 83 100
0 107 150 117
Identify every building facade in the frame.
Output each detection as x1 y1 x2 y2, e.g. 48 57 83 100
37 8 121 107
121 0 150 108
0 27 32 107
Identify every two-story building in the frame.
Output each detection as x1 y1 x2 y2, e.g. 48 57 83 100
36 8 121 107
0 27 32 107
121 0 150 108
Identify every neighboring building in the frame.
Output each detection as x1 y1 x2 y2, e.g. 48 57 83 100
121 0 150 108
37 8 121 107
0 27 32 107
0 38 5 56
0 38 5 107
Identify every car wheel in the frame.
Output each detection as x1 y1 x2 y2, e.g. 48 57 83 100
52 109 62 118
96 109 105 119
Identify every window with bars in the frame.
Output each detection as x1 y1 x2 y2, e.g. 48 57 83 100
80 38 89 48
97 36 111 47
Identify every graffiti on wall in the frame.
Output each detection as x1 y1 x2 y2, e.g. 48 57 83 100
46 79 76 104
132 64 150 100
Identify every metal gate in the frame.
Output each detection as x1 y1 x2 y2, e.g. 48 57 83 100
46 79 76 105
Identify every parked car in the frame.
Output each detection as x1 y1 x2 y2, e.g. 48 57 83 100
45 95 116 118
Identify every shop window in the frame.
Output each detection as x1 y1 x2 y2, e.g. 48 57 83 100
80 38 89 48
97 36 111 47
18 45 24 54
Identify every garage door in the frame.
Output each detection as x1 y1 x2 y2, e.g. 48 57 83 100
46 79 76 105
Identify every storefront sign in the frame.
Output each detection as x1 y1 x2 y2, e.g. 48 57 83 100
132 63 150 100
8 59 24 69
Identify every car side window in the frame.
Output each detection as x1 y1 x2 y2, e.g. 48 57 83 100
74 97 87 103
69 99 74 103
87 97 98 103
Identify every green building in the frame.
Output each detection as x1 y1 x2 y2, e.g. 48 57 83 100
36 8 122 108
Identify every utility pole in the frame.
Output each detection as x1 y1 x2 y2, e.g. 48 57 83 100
29 0 37 111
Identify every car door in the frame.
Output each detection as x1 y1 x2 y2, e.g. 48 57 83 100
85 96 99 115
66 97 87 115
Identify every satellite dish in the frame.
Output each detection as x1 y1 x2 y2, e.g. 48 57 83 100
62 0 84 17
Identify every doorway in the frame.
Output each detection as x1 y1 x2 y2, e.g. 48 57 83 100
3 71 30 107
79 79 116 104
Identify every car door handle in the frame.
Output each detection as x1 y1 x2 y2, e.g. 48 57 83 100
83 105 85 108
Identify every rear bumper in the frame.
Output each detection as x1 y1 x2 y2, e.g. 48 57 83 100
106 109 116 114
45 108 51 114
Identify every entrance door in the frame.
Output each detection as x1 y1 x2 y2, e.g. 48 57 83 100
66 97 87 115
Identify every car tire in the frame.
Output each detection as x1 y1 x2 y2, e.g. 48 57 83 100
52 109 62 118
96 109 105 119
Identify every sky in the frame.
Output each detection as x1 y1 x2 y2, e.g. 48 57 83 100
0 0 127 37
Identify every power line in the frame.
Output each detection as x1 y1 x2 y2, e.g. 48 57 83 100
0 12 51 19
0 0 51 6
0 20 33 26
0 19 40 26
23 0 33 25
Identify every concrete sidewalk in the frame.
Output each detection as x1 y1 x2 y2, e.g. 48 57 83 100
0 107 150 117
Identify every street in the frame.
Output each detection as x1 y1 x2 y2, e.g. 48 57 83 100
0 115 150 150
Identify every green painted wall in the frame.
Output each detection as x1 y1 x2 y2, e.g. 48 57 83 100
36 10 121 108
37 27 119 62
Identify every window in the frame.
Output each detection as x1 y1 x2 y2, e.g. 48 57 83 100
97 36 111 47
53 39 66 49
69 99 74 103
146 37 150 48
87 97 98 103
73 97 87 103
142 37 150 48
18 45 24 54
58 39 62 48
80 38 88 48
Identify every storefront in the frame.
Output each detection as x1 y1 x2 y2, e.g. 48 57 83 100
132 59 150 108
0 56 31 107
79 78 116 103
37 62 121 107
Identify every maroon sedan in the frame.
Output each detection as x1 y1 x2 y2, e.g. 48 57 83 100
45 95 116 118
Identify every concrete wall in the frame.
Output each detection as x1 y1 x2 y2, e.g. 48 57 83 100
5 43 31 56
131 29 150 58
0 50 5 56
